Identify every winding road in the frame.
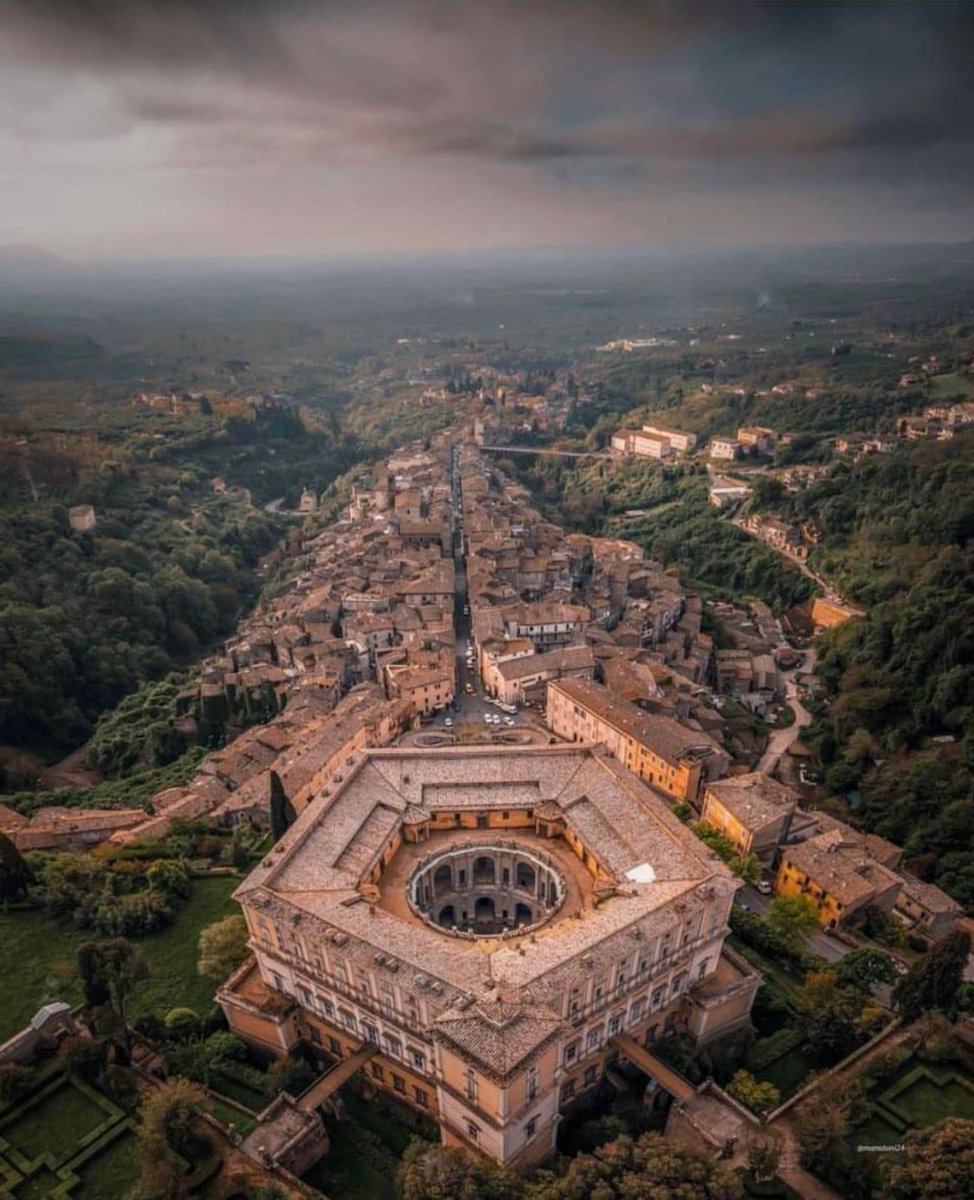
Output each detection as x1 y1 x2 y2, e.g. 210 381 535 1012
757 648 816 775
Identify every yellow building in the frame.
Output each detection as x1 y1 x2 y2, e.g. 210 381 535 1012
219 744 758 1168
700 773 799 863
774 829 900 929
810 597 866 629
546 677 727 806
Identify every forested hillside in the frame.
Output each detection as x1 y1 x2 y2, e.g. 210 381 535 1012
793 435 974 902
504 454 815 613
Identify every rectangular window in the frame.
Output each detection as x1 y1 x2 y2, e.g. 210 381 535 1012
586 1028 601 1051
465 1069 478 1101
329 1037 341 1055
564 1041 579 1064
409 1048 426 1071
414 1087 428 1107
560 1081 575 1102
525 1117 538 1141
393 1074 405 1093
608 1013 622 1036
466 1121 480 1143
371 1062 384 1081
583 1066 597 1086
308 1025 321 1045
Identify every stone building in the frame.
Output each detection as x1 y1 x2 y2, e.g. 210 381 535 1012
546 677 728 806
219 744 757 1169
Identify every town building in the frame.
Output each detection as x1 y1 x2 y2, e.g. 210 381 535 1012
810 597 866 629
484 645 595 706
9 805 145 851
737 427 779 455
700 774 799 863
774 828 901 929
894 874 964 941
709 437 740 461
68 504 96 533
218 744 758 1168
546 678 728 806
641 425 697 455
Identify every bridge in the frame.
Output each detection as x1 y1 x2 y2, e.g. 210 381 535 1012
297 1042 378 1111
609 1034 696 1101
481 444 612 460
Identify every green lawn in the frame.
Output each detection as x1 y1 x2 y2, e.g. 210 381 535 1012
928 372 974 399
3 1081 105 1162
73 1132 139 1200
0 874 241 1040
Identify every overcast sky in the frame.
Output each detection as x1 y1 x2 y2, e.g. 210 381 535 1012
1 0 971 261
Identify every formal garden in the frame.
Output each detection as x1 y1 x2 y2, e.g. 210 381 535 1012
0 1065 139 1200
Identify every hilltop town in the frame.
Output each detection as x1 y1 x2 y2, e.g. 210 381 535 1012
1 247 973 1200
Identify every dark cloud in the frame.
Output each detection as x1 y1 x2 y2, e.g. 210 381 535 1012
0 0 971 255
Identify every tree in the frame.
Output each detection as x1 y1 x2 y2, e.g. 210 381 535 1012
0 832 33 901
133 1078 209 1200
726 1069 780 1115
532 1131 743 1200
745 1132 783 1183
797 1077 870 1169
880 1118 974 1200
893 930 971 1021
77 937 149 1056
397 1141 522 1200
836 947 897 992
197 914 249 979
765 895 820 952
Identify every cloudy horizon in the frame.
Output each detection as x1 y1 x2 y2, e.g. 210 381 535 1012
1 0 972 261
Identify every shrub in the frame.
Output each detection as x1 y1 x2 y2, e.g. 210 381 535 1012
727 1069 781 1115
0 1062 35 1105
165 1007 201 1040
748 1027 807 1072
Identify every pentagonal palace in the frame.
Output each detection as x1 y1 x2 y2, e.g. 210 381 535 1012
218 743 758 1167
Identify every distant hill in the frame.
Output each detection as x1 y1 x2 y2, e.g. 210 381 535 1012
0 333 105 371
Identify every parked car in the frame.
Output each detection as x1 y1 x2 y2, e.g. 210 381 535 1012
464 683 474 694
503 716 515 726
444 717 453 728
757 880 773 895
483 713 493 725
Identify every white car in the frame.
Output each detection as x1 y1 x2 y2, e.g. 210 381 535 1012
483 713 493 725
503 716 515 726
757 880 772 895
444 718 453 728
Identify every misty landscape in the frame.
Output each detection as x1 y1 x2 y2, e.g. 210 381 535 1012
0 5 972 1200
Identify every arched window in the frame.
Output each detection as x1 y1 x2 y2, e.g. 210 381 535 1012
474 856 495 884
515 862 536 891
